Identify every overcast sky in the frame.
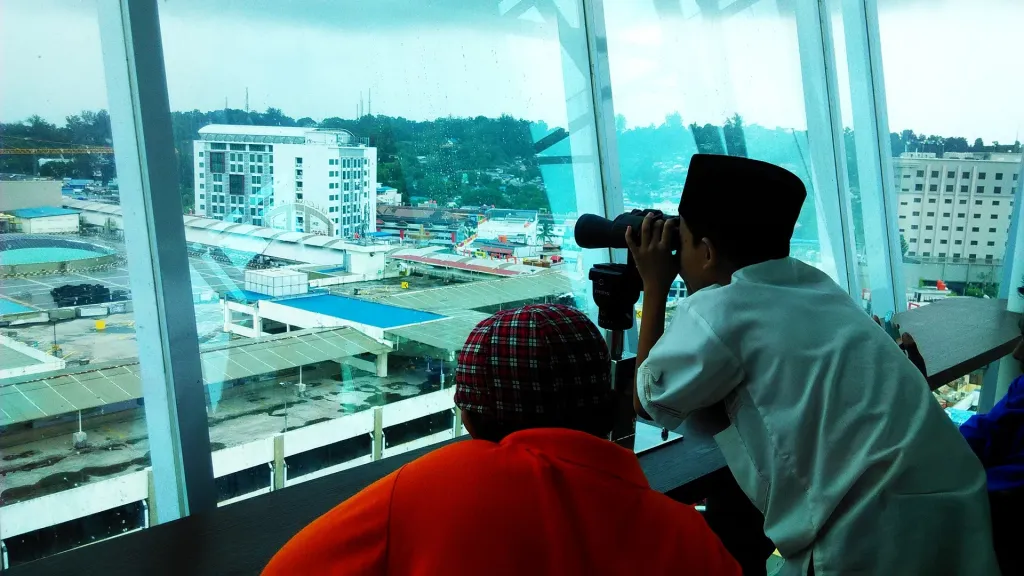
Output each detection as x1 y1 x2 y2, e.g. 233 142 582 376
2 0 1021 142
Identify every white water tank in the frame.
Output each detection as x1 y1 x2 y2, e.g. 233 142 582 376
244 269 309 297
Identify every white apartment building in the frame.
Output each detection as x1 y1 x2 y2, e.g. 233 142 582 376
193 125 377 238
895 152 1021 263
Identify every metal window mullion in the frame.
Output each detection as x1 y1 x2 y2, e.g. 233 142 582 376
580 0 620 294
864 0 906 311
544 1 604 223
97 0 216 522
581 0 624 226
795 0 858 295
543 0 620 324
580 0 642 354
842 0 904 314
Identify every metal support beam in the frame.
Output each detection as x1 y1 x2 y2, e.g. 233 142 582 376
547 0 607 222
273 435 286 490
97 0 216 522
579 0 641 353
372 408 384 460
581 0 624 223
794 0 858 294
841 0 905 315
453 407 464 437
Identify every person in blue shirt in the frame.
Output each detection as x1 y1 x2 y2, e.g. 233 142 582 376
960 335 1024 492
958 320 1024 576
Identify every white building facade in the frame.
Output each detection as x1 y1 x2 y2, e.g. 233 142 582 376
895 152 1021 263
193 125 377 238
476 209 540 245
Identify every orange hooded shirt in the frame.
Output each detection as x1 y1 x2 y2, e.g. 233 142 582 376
264 428 740 576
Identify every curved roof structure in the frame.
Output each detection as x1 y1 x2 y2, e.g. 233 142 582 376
197 124 362 146
0 327 390 427
63 198 386 265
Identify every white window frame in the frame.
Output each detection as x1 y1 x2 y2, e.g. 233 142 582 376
837 0 906 314
97 0 216 523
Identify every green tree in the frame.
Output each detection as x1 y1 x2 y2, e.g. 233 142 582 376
421 173 455 203
722 113 748 158
964 282 999 299
900 234 909 258
615 114 627 133
255 107 294 127
181 186 194 212
461 185 504 208
378 160 409 202
901 129 920 152
923 134 944 150
690 122 726 155
945 137 970 152
890 132 905 157
39 160 74 179
514 184 551 212
538 220 555 246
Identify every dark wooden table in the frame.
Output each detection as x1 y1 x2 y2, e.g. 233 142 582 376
895 297 1021 390
10 298 1018 576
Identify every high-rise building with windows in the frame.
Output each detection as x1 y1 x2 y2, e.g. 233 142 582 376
895 152 1021 263
193 125 377 238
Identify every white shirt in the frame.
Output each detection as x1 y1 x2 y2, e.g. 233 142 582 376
639 258 999 576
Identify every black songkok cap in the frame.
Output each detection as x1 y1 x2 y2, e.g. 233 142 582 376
678 154 807 267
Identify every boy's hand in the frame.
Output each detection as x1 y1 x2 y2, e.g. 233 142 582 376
625 213 679 296
899 332 928 377
872 315 928 377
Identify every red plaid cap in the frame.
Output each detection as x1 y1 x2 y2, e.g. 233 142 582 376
454 304 611 426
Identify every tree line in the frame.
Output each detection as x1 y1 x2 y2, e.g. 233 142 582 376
1 108 548 212
2 108 1018 221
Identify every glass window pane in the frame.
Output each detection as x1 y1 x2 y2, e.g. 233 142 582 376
0 1 150 566
605 0 840 282
154 0 612 502
877 0 1022 300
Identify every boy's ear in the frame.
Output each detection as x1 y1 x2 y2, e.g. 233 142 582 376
700 237 717 270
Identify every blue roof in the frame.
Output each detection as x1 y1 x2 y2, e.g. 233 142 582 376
10 207 80 219
0 297 34 315
276 294 444 328
377 186 397 192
